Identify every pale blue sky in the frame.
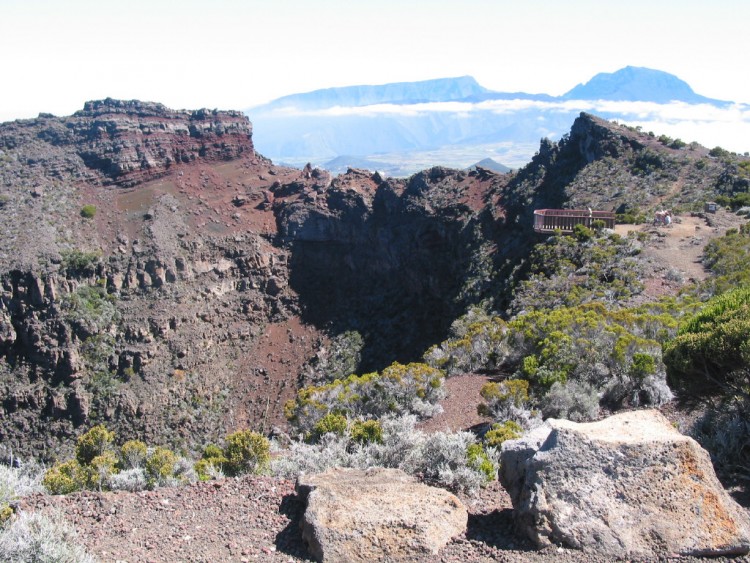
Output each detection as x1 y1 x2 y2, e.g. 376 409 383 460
1 0 748 121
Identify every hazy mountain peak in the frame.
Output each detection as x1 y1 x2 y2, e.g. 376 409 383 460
562 66 725 104
254 76 489 111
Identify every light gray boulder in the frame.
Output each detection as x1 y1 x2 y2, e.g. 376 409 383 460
296 467 467 562
500 409 750 559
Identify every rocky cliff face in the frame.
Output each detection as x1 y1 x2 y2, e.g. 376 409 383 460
0 106 744 459
1 98 252 187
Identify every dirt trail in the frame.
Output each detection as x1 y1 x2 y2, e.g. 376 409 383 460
615 209 744 299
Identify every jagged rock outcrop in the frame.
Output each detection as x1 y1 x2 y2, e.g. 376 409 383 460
296 467 467 562
500 410 750 558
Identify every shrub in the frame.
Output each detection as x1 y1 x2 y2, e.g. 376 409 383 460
424 314 507 376
350 420 383 445
466 443 497 482
145 447 177 487
407 431 499 493
478 379 538 429
484 421 523 448
709 146 729 158
308 413 348 443
509 230 646 313
202 444 224 460
285 362 445 434
629 353 656 380
82 451 118 491
109 468 148 492
62 286 119 338
478 380 529 415
663 286 750 396
271 415 497 494
42 460 83 495
591 219 606 231
75 424 114 466
540 380 600 422
702 223 750 295
573 223 594 242
0 511 96 563
195 443 227 481
317 330 364 381
80 204 96 219
119 440 148 470
690 400 750 475
0 462 43 505
223 430 270 476
507 304 674 408
0 463 44 525
0 505 12 526
60 249 101 276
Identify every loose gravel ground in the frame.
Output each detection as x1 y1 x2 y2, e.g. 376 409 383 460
19 469 750 563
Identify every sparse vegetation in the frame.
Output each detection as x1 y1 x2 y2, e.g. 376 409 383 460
0 511 96 563
60 249 101 276
285 362 445 435
484 421 522 448
271 415 498 494
80 204 97 218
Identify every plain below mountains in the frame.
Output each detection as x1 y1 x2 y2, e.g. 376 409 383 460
247 66 737 176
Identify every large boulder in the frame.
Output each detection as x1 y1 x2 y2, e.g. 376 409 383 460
500 410 750 559
296 467 467 562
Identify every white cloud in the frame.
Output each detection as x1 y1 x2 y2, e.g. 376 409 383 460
261 98 750 154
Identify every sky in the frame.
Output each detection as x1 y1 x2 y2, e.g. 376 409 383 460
2 0 749 150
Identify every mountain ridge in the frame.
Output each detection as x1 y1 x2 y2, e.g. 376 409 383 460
250 67 730 112
247 67 738 174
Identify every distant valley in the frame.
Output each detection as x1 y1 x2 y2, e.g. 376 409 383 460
247 66 747 175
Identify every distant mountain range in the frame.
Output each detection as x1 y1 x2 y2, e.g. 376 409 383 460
247 67 735 175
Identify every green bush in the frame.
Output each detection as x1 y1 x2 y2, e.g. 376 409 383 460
0 505 12 526
466 443 496 482
81 451 118 491
573 223 594 242
350 420 384 445
509 229 646 313
42 460 82 495
119 440 147 470
201 444 225 460
223 430 270 476
477 379 536 427
308 413 348 443
80 204 97 219
484 421 522 448
145 447 177 486
75 424 114 466
60 249 101 276
702 223 750 294
629 353 656 380
285 362 445 434
194 444 228 481
709 146 730 158
663 286 750 395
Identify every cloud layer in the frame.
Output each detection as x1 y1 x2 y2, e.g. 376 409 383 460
264 99 750 154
